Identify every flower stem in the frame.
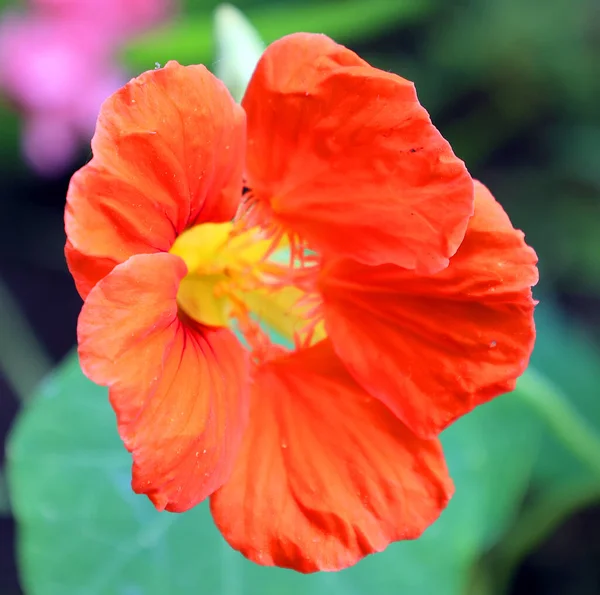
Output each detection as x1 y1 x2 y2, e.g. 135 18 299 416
517 367 600 479
489 478 600 594
0 468 9 516
0 277 52 403
488 368 600 594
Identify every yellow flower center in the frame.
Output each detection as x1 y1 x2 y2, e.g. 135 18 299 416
169 222 325 347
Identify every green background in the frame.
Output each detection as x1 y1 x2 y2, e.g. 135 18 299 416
1 0 599 594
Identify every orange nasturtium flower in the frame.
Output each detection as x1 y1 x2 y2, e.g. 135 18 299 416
65 33 538 571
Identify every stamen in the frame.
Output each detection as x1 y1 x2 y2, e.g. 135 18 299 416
292 293 324 349
234 188 316 273
234 189 261 230
227 188 328 359
261 225 286 260
227 292 281 364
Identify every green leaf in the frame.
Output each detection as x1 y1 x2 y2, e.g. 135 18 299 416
122 0 433 72
213 4 265 102
8 350 538 595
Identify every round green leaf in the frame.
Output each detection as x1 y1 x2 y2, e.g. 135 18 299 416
7 352 537 594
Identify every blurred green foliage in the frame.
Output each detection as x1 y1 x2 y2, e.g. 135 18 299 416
3 0 600 593
123 0 431 70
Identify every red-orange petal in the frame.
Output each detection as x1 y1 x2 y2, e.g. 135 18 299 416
65 240 119 300
78 252 249 511
210 341 453 572
320 181 538 438
242 33 473 272
66 61 246 299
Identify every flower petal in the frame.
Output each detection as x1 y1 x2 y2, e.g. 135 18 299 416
65 239 118 300
242 33 473 271
66 61 245 298
210 340 452 572
320 181 538 438
78 252 249 511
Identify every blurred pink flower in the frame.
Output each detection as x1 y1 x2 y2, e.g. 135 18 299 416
31 0 170 38
0 0 172 175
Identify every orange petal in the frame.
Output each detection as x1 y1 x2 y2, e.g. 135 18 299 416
242 33 473 272
320 181 538 438
210 341 452 572
65 240 118 300
78 252 249 511
66 61 246 299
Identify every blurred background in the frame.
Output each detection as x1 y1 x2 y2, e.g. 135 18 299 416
0 0 599 594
